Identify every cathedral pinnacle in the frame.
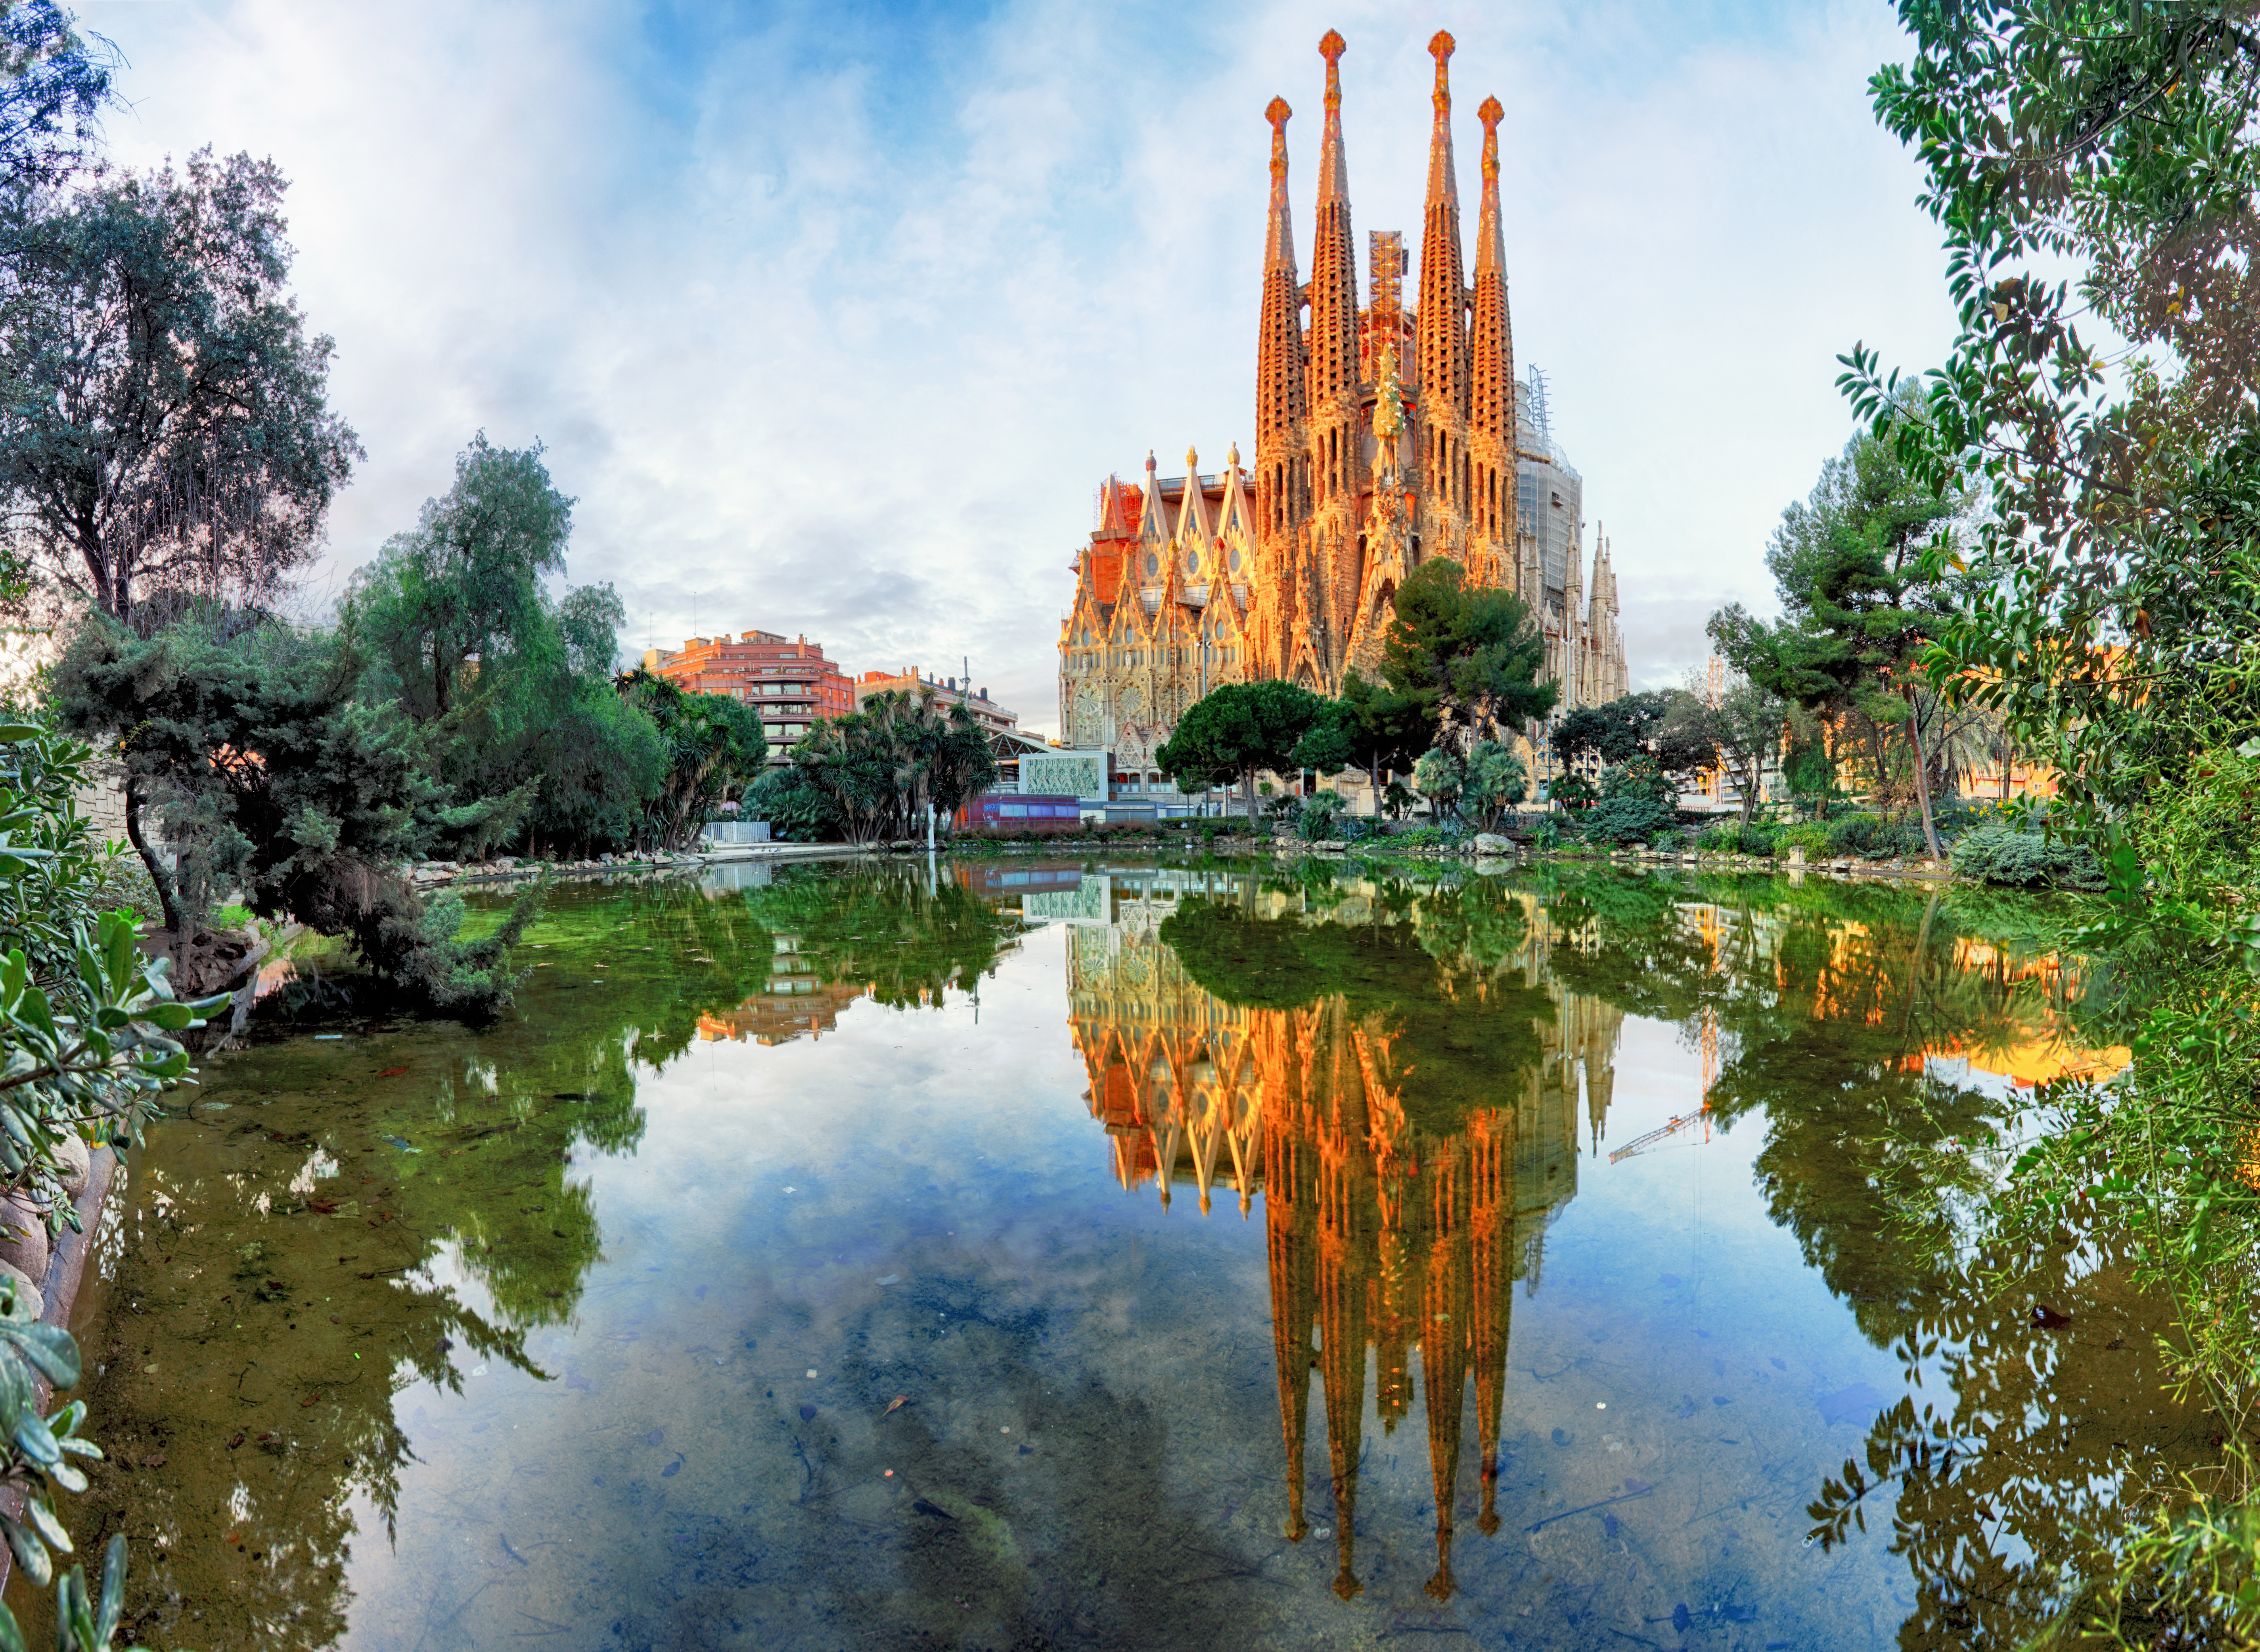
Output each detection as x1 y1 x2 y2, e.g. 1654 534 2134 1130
1477 95 1503 184
1186 445 1199 475
1429 31 1455 117
1316 30 1351 206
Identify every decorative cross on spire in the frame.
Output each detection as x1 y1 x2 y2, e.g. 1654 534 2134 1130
1429 30 1454 115
1320 29 1346 108
1478 94 1503 181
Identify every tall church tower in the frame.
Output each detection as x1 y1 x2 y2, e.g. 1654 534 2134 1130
1469 94 1517 596
1057 27 1631 779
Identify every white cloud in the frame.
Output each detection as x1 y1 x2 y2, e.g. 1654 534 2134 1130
80 0 1957 732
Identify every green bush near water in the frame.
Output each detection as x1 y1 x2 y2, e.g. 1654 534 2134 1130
1950 824 2105 890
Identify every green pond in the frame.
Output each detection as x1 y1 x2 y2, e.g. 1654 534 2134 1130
22 855 2205 1650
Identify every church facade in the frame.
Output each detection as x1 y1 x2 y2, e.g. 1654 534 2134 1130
1058 30 1630 783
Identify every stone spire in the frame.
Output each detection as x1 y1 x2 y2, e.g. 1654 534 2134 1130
1469 92 1516 541
1308 30 1360 408
1257 96 1308 514
1415 31 1468 418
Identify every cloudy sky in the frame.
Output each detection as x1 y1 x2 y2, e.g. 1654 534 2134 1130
81 0 1959 736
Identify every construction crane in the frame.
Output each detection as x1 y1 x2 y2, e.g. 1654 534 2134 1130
1608 1007 1721 1165
1607 1103 1714 1164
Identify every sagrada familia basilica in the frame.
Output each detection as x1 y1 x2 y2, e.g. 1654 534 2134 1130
1058 30 1631 775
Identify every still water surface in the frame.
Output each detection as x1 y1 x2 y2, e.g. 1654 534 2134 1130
31 857 2201 1649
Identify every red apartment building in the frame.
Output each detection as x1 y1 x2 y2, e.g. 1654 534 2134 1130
641 631 854 762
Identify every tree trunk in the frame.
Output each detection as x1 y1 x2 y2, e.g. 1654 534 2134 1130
1904 686 1943 860
1738 754 1759 828
122 774 185 935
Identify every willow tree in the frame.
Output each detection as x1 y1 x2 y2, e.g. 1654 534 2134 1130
346 435 671 854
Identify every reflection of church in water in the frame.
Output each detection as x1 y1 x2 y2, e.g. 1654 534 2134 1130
1063 871 1624 1600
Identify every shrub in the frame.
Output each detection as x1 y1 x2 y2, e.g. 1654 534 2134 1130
1698 821 1779 856
1951 824 2105 889
1549 772 1598 810
1773 822 1834 860
1297 792 1353 841
1599 755 1676 809
1580 792 1677 846
1825 811 1926 860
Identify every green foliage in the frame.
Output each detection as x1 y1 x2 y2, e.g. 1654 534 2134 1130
1837 15 2260 1626
1410 739 1529 832
345 435 676 855
1410 747 1462 819
744 763 835 843
1461 741 1528 830
1293 790 1365 842
1551 691 1715 777
1600 756 1674 809
1291 668 1430 782
52 613 536 1012
1700 671 1793 826
1548 771 1597 811
1950 823 2104 890
0 712 220 1649
1156 680 1326 814
1773 822 1835 860
617 671 768 850
1826 811 1927 861
1697 820 1778 857
1378 559 1558 751
0 2 115 200
0 149 360 619
1710 399 1970 855
789 689 996 845
1577 792 1676 847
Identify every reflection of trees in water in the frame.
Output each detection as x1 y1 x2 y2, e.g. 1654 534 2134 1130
1525 866 2201 1646
1073 861 2176 1637
1063 868 1618 1598
738 860 1028 1016
66 872 861 1651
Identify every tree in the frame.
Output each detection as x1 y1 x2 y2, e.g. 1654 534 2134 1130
1461 742 1528 831
0 2 114 199
52 613 535 1010
744 762 837 842
0 149 360 621
1712 412 1969 857
1156 678 1327 821
1691 665 1791 828
1835 11 2260 1639
345 435 674 855
1377 559 1557 752
1551 690 1718 780
617 670 768 850
789 690 996 845
1411 747 1462 821
1290 669 1429 812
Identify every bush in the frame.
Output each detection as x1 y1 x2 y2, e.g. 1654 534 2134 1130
1825 811 1926 860
1580 792 1677 846
1297 792 1357 841
1599 755 1675 809
1697 821 1779 857
1773 822 1834 859
1951 823 2105 889
745 765 837 842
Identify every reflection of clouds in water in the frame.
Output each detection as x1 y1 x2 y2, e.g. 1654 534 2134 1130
56 867 2191 1650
